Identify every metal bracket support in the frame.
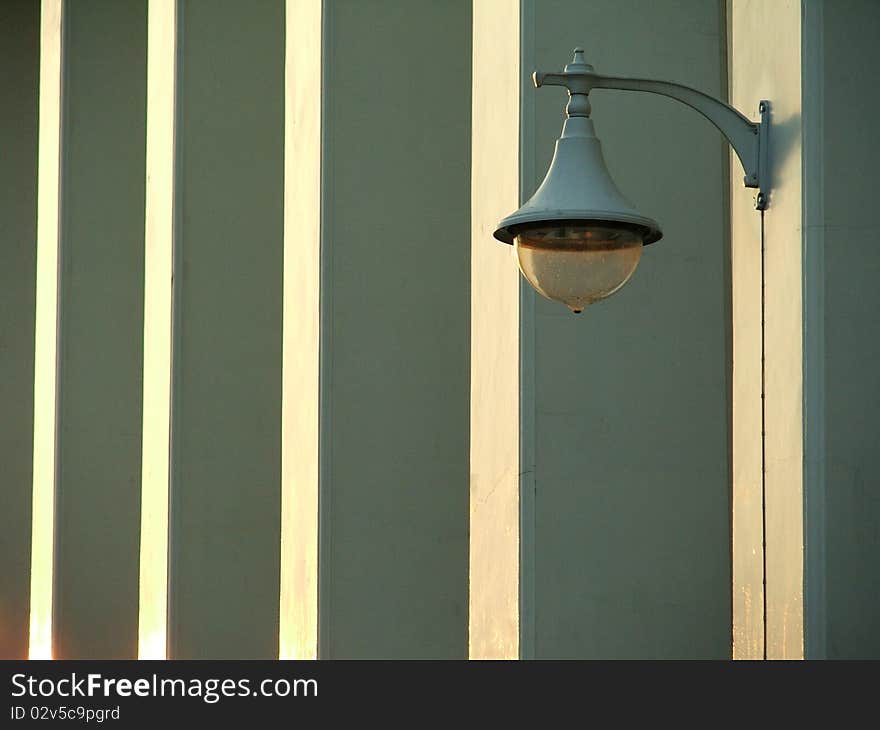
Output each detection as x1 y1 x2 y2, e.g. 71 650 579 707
535 49 771 211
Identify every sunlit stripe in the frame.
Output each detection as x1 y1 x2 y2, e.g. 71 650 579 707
751 3 804 659
28 0 64 662
730 0 804 660
469 0 521 659
729 3 764 656
138 0 177 661
279 0 321 661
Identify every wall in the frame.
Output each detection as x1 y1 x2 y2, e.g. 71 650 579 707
469 0 521 660
527 0 732 658
730 0 805 660
167 0 285 659
14 0 880 661
53 0 147 659
3 0 472 661
0 0 39 660
319 0 472 658
807 0 880 658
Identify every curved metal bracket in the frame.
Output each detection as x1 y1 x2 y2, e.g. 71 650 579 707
535 49 770 210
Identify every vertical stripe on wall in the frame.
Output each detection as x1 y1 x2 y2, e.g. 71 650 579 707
138 0 177 660
530 0 730 659
518 0 537 661
0 0 39 660
279 0 321 661
801 0 825 659
318 0 471 660
729 0 764 658
167 0 284 659
469 0 521 660
761 0 805 655
53 0 147 660
730 0 804 659
29 0 64 661
318 0 471 659
808 0 880 659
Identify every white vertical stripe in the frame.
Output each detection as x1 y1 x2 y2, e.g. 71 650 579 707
138 0 177 661
29 0 64 661
729 3 765 657
469 0 521 660
730 0 804 660
279 0 321 661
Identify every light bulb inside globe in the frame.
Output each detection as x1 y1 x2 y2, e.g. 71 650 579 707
514 224 643 313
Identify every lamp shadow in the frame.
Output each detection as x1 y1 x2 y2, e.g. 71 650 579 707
762 104 801 210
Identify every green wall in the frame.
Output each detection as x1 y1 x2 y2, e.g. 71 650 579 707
0 0 39 660
22 0 880 660
814 0 880 658
53 0 147 660
528 0 732 657
319 0 472 658
168 0 284 659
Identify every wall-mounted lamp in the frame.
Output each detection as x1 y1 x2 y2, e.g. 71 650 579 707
494 48 770 313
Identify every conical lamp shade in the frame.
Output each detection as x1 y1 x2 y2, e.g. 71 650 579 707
493 116 662 245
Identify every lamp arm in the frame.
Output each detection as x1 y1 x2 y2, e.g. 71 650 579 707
536 65 770 210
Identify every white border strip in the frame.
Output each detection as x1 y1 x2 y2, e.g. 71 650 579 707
29 0 64 661
138 0 177 661
279 0 321 661
469 0 521 660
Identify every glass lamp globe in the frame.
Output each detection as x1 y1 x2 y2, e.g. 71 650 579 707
513 223 643 313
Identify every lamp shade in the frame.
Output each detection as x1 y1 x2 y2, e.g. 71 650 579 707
493 115 662 246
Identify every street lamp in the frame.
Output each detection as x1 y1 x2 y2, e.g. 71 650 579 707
494 48 769 313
